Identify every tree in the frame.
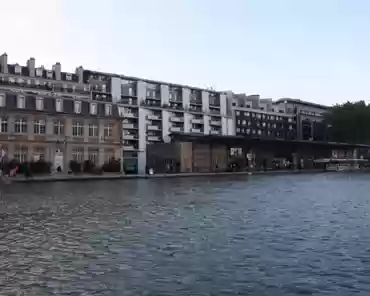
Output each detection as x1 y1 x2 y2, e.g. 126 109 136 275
325 101 370 144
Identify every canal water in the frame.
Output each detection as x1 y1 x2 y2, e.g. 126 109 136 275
1 173 370 295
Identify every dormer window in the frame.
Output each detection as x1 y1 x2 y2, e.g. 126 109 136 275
17 95 25 109
66 73 72 81
15 64 21 74
36 68 43 77
90 103 97 115
46 70 53 79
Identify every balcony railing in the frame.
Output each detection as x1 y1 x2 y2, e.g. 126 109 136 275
170 126 183 132
147 136 161 141
123 123 138 129
210 120 221 126
192 118 203 124
120 98 138 106
123 112 138 118
147 114 161 120
123 134 138 140
191 128 202 133
187 105 203 113
171 116 184 122
123 145 137 151
210 129 221 135
147 125 161 131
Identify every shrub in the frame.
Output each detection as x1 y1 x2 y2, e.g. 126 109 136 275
102 158 121 173
83 160 95 173
69 160 82 173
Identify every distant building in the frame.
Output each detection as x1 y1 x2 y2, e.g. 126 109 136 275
83 70 235 174
0 53 122 172
227 93 297 140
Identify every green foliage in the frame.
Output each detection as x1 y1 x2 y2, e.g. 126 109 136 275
325 101 370 144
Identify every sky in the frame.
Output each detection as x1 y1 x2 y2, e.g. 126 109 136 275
1 0 370 106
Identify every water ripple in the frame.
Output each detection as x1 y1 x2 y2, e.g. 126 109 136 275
1 174 370 295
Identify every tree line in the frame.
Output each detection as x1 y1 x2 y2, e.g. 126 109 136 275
325 101 370 144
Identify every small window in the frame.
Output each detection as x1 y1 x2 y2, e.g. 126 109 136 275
104 123 113 137
36 97 44 110
74 101 81 114
242 120 246 126
236 111 240 116
34 120 46 134
89 124 99 137
66 73 72 81
17 95 25 109
105 104 112 116
54 120 64 135
90 103 97 115
56 99 63 112
0 94 5 107
72 121 84 137
14 118 27 133
0 117 8 133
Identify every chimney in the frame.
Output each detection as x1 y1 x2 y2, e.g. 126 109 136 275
76 66 84 84
27 57 35 77
53 62 61 80
0 53 8 73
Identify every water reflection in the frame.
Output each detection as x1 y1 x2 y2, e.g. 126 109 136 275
2 174 370 295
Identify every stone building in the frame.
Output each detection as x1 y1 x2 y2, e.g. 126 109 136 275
0 53 122 171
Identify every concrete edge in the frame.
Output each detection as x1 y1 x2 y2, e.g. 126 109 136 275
11 169 326 183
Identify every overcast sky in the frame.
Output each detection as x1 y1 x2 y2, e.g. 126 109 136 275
1 0 370 106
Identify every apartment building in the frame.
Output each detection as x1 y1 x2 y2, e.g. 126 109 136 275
79 70 234 174
0 53 122 171
274 98 329 141
228 93 297 140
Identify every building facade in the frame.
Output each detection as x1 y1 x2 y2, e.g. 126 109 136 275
228 93 297 140
0 53 122 171
82 70 235 174
274 98 329 141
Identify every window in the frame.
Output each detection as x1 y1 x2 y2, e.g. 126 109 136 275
0 117 7 133
104 123 113 137
237 120 240 125
74 101 81 114
0 94 5 107
90 103 97 115
14 118 27 133
56 99 63 112
17 95 25 109
236 111 240 116
34 120 46 134
88 148 99 164
33 147 45 161
72 147 84 162
36 97 44 110
89 124 98 137
242 120 246 126
105 104 112 116
236 128 240 133
72 121 84 137
14 146 28 163
104 148 115 163
54 120 64 135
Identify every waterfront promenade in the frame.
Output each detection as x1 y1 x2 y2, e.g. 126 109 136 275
10 169 325 183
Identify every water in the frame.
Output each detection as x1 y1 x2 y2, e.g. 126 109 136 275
1 173 370 295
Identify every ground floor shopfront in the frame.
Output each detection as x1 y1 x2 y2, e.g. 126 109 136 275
146 133 369 174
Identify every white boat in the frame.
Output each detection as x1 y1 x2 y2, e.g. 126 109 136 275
314 158 367 172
